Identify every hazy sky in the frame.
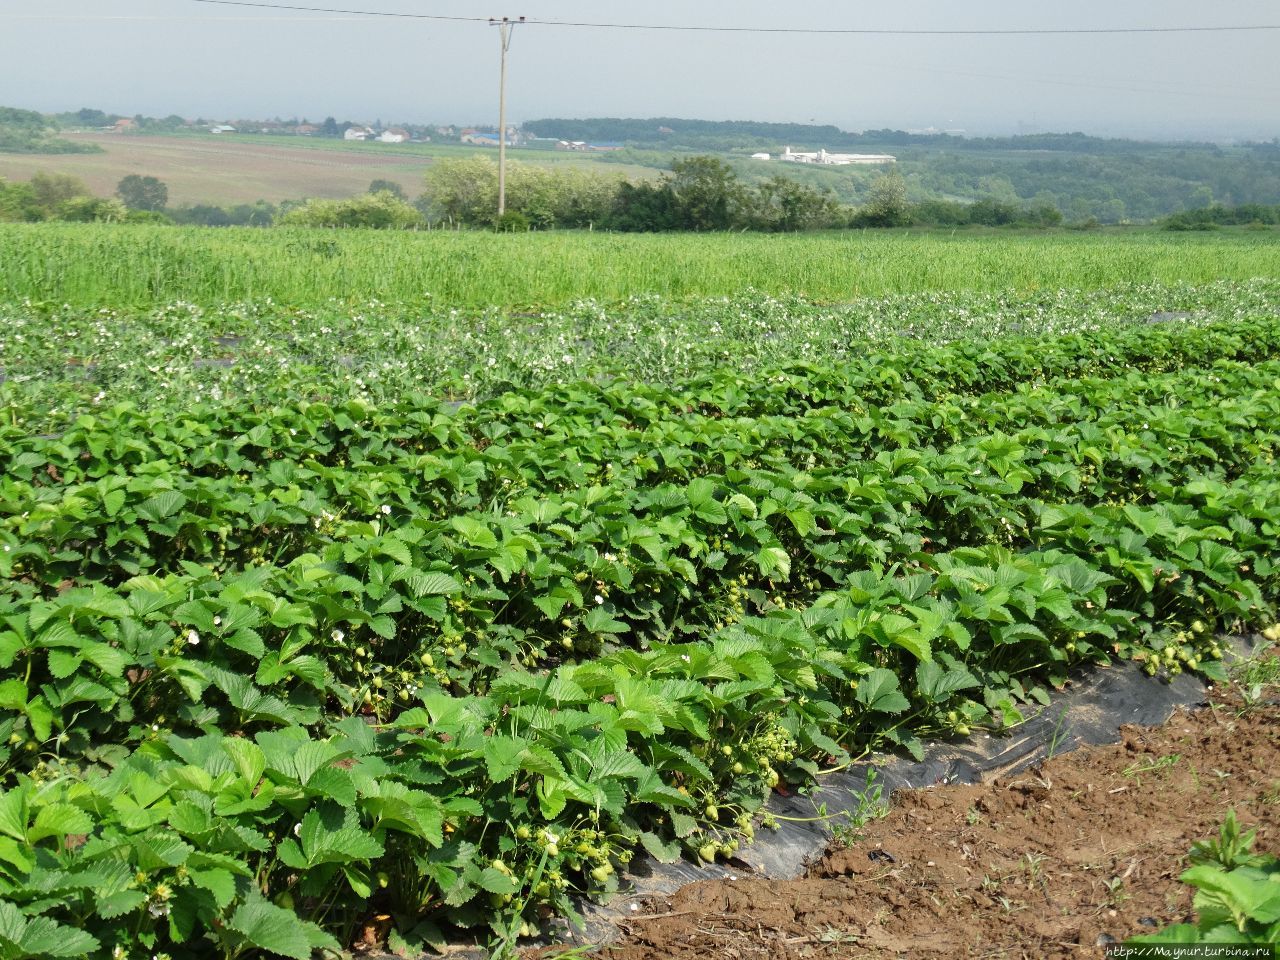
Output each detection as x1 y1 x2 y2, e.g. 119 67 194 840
2 0 1277 139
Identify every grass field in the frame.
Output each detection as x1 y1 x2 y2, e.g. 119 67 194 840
3 221 1279 309
0 132 654 205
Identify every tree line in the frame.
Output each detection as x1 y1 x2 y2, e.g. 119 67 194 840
5 159 1271 233
411 156 1065 231
1161 203 1280 230
0 106 100 155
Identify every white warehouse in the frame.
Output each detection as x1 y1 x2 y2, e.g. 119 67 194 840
780 146 896 165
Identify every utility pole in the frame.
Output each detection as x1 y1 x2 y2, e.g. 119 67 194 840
490 16 524 219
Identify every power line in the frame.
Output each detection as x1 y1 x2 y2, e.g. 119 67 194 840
1 14 377 22
188 0 486 23
185 1 1280 35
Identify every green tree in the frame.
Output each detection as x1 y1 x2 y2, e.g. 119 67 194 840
606 180 678 231
858 170 910 227
277 191 422 229
421 156 499 225
116 174 168 211
667 156 745 231
367 179 407 200
57 195 128 222
0 177 41 221
421 157 624 229
30 172 92 213
73 108 111 127
748 175 840 231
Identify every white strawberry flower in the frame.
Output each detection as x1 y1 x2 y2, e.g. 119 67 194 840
186 629 200 646
332 628 345 643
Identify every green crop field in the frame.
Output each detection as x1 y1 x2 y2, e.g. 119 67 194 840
3 221 1280 309
1 221 1279 958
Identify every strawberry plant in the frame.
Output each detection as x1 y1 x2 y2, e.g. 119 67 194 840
1 283 1278 956
1129 812 1280 945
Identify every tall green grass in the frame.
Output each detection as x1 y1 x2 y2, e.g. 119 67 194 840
2 222 1278 308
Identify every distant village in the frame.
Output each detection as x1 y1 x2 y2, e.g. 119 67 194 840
100 115 894 163
106 115 503 146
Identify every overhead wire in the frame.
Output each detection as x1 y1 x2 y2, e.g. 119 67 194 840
183 0 1280 35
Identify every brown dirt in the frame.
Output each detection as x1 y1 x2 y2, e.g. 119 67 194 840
0 133 430 206
0 133 658 206
595 681 1280 960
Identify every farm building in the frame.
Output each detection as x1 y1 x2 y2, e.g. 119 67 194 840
780 146 896 165
344 127 374 141
378 129 410 144
556 140 624 152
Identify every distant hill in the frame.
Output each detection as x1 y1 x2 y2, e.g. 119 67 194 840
525 117 1280 222
522 117 1227 153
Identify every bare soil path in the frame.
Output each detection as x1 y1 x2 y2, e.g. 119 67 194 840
594 675 1279 960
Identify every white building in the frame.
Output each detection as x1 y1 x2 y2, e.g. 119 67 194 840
344 127 374 141
781 146 895 165
750 152 771 160
379 129 410 144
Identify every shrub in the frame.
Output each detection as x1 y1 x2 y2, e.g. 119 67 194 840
277 191 423 229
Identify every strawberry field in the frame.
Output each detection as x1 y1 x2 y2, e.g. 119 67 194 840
1 272 1279 959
